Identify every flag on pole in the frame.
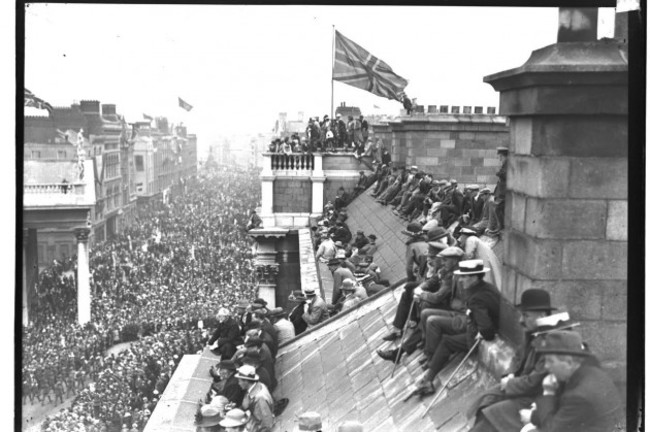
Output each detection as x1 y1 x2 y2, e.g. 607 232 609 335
333 31 408 101
178 97 193 111
24 88 53 112
143 113 153 121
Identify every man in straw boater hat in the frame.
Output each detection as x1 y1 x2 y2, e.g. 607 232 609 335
468 289 573 432
235 364 274 432
413 259 502 397
518 331 623 432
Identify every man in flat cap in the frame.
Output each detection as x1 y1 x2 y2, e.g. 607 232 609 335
327 258 355 305
469 289 565 432
211 359 244 406
520 331 622 432
267 307 295 345
352 230 369 250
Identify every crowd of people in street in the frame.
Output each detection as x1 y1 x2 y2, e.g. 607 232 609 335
25 165 264 432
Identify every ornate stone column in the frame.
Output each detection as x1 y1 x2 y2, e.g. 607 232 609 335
249 229 288 309
75 227 92 324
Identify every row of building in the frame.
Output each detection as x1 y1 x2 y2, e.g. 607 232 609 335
24 100 198 268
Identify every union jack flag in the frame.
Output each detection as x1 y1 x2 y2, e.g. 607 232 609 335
24 88 53 112
333 31 408 101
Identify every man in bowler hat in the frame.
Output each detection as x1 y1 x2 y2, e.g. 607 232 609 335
468 289 566 432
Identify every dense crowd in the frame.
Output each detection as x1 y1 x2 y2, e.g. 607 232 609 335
268 113 380 158
24 165 263 431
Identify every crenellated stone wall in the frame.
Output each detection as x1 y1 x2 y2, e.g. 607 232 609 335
370 115 509 190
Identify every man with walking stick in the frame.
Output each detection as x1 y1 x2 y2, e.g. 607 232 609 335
412 259 501 398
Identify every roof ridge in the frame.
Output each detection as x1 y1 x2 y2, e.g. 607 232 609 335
277 279 407 352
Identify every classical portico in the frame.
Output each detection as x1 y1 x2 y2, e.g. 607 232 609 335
23 160 96 326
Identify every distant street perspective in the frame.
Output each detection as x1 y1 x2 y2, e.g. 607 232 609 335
21 4 638 432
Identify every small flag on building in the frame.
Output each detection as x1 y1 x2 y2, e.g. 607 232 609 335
24 88 53 112
143 113 153 121
333 31 408 101
178 97 193 111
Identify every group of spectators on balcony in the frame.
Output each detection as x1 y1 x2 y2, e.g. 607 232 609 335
25 166 268 432
268 113 380 158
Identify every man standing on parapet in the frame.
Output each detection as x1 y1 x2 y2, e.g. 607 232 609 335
468 289 563 432
485 146 508 236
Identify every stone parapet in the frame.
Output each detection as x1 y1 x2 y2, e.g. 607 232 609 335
485 36 628 393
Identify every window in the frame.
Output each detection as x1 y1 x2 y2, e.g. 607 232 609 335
57 150 67 159
31 150 41 159
135 155 144 171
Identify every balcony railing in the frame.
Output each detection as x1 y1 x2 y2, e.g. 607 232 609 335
269 153 315 171
25 183 86 195
24 182 95 207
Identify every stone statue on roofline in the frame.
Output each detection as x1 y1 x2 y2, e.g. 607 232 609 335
76 128 86 181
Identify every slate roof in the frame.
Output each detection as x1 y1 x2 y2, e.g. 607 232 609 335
342 188 409 285
271 186 519 431
272 285 499 432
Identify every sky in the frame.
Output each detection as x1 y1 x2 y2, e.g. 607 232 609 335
24 4 615 151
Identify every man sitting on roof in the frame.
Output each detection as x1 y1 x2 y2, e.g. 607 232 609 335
520 331 623 432
302 287 330 328
267 307 295 345
288 290 308 336
458 227 502 290
414 259 501 397
327 258 355 305
468 289 567 432
235 365 274 432
206 308 243 360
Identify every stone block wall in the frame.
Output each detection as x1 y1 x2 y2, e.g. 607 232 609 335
324 177 358 205
273 179 312 213
486 41 628 394
370 115 509 189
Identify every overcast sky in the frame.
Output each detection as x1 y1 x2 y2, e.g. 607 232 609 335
25 4 615 148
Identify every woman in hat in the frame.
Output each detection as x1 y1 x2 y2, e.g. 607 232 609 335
218 408 249 432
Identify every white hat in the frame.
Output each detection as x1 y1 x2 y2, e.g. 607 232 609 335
453 259 491 275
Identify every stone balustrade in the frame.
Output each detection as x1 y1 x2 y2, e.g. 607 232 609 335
268 153 315 171
25 183 85 195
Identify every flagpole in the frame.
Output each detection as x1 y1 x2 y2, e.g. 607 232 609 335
331 24 335 120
